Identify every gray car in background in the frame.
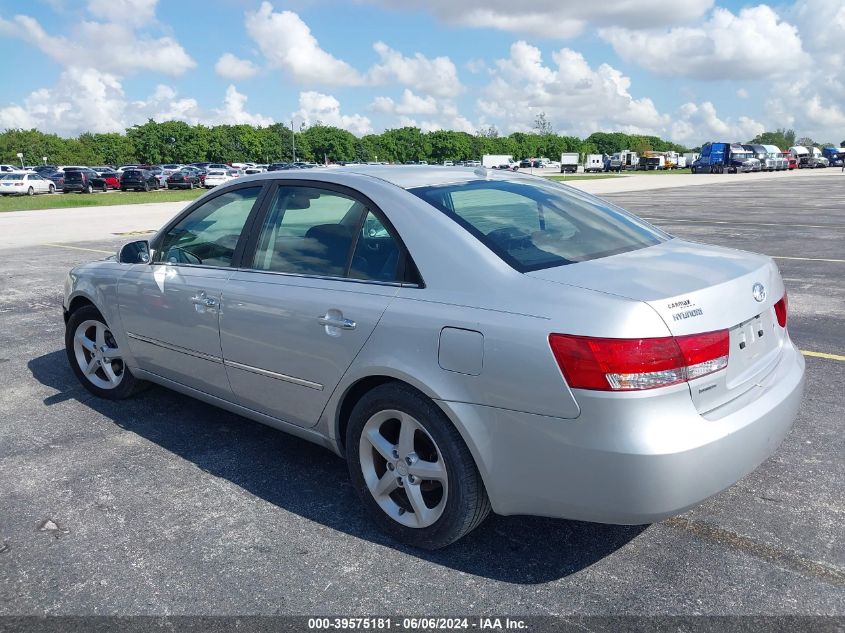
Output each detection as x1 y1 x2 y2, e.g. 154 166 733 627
62 167 805 548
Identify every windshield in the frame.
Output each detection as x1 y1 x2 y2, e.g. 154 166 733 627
733 151 752 159
409 179 667 272
3 174 23 181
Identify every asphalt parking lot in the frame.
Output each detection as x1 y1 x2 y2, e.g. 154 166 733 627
0 175 843 616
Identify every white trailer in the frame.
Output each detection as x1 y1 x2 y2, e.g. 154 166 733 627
584 154 604 173
560 152 579 173
482 154 517 170
683 152 699 169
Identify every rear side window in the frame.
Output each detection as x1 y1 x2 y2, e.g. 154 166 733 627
410 179 667 272
251 187 364 277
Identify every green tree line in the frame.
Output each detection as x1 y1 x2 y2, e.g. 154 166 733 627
1 119 705 167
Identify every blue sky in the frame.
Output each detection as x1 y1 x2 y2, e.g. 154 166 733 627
1 0 843 144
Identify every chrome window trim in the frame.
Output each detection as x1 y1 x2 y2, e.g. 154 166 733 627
223 359 323 391
230 267 420 288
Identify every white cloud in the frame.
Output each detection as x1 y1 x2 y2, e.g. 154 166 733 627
599 5 807 80
215 53 259 80
0 70 272 135
0 13 195 76
245 2 363 86
370 89 475 133
736 88 749 99
373 0 713 38
367 41 462 98
292 92 372 135
370 89 438 115
766 0 845 141
669 102 764 145
212 86 274 127
478 41 667 136
86 0 158 27
473 40 764 146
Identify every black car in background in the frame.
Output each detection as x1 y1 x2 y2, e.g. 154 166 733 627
268 162 293 171
120 169 159 192
165 169 201 189
63 168 109 193
43 170 66 191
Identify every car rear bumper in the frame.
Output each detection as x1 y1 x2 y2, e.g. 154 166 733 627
439 339 805 524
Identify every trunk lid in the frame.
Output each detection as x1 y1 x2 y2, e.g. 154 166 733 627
527 239 787 413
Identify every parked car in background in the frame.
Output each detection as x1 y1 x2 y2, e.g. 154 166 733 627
268 163 294 171
63 168 109 193
166 169 202 189
0 164 22 174
120 168 159 192
33 165 58 175
182 165 207 186
160 164 184 174
203 169 233 188
94 170 121 189
0 172 56 195
43 170 66 191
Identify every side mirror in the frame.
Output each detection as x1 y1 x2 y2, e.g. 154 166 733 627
118 240 151 264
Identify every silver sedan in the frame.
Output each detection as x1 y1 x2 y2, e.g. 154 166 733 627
63 167 805 548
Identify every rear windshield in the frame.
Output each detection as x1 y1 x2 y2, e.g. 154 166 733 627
65 171 84 181
123 170 142 177
3 174 23 180
409 179 667 272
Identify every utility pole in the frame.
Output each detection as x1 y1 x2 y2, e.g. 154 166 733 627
291 120 296 163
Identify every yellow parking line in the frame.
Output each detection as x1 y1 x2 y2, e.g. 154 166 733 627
801 350 845 362
43 243 113 254
772 256 845 263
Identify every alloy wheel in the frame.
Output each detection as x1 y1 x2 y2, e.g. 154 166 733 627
359 409 448 528
72 319 125 390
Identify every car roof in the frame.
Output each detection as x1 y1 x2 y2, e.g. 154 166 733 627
236 165 521 190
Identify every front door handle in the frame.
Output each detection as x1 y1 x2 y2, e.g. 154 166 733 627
318 315 356 330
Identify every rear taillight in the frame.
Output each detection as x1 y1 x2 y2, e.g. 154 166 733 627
548 330 729 392
774 292 788 328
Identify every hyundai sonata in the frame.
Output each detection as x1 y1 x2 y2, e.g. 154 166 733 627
63 166 804 549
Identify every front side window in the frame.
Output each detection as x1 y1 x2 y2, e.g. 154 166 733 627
410 179 667 272
156 186 262 267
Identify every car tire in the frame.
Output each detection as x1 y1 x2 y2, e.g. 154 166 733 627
188 182 194 189
27 186 34 196
120 187 126 192
65 305 147 401
48 184 55 194
101 183 108 192
346 382 491 549
86 184 94 194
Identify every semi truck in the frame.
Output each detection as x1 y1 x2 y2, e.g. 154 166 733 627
743 144 777 171
640 151 666 170
822 146 845 166
693 142 758 173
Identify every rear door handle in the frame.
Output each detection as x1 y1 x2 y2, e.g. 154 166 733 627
318 316 356 330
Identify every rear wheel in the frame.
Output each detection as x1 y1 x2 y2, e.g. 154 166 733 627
27 186 34 196
101 183 108 192
48 184 55 194
65 305 146 400
347 383 490 549
86 183 94 194
143 182 150 192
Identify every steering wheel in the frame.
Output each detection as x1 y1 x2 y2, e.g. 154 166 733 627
486 227 533 251
166 246 202 265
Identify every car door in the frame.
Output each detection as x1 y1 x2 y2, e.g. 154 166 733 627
219 182 408 428
118 183 267 397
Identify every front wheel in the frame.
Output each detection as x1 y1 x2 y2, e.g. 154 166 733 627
347 383 490 549
65 305 146 400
